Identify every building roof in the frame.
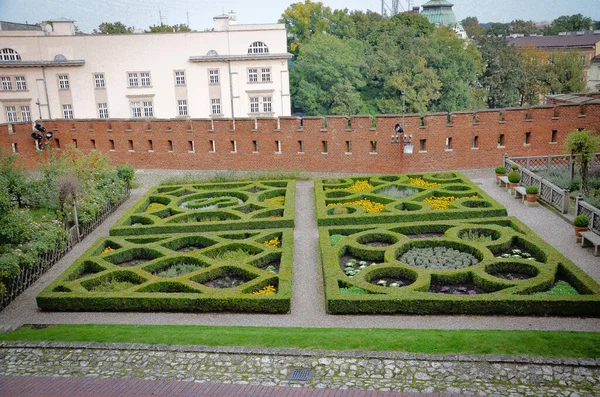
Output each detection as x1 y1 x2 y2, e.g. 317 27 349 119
0 21 42 31
420 0 458 27
545 94 597 104
422 0 454 7
49 17 75 23
507 33 600 49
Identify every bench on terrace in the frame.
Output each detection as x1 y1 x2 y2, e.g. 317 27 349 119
514 186 526 203
498 176 510 190
580 231 600 256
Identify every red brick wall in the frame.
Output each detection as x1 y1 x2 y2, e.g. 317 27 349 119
1 104 599 173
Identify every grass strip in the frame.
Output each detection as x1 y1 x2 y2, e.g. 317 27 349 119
1 325 599 358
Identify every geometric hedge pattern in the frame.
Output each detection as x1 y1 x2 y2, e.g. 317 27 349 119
37 181 295 313
316 173 600 316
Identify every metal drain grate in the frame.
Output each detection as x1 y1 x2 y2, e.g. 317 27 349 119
288 368 313 382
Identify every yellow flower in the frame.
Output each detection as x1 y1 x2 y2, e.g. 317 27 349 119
328 199 385 214
347 180 374 192
263 237 281 248
409 178 440 188
423 195 479 210
252 285 277 295
146 202 166 212
101 247 115 255
263 196 285 206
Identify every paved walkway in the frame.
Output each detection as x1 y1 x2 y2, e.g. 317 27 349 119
1 169 599 331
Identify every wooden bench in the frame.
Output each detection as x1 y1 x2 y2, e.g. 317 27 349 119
580 231 600 256
514 186 526 203
498 176 509 189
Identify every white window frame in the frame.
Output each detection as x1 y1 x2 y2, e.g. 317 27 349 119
211 98 221 115
6 106 17 122
58 75 69 89
0 48 21 61
98 103 108 119
262 96 272 113
20 105 31 122
62 104 73 119
15 76 26 91
128 72 139 87
248 41 269 54
143 101 154 117
178 100 188 116
131 101 141 118
1 76 12 91
248 68 258 83
209 69 219 84
249 97 260 113
175 70 186 85
140 72 151 86
261 68 271 82
94 73 105 88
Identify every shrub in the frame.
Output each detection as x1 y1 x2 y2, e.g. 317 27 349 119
525 186 539 195
573 215 589 227
511 164 519 171
116 165 135 187
494 166 506 174
507 171 521 183
377 186 419 199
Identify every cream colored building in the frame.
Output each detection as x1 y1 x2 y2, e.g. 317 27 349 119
0 14 292 124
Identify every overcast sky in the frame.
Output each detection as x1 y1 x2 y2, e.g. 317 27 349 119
1 0 599 33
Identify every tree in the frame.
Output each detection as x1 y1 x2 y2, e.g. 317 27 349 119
330 82 363 115
290 34 367 115
543 14 593 35
507 20 541 36
146 24 191 33
476 36 522 108
93 22 133 34
461 17 484 38
279 0 333 53
565 129 600 195
518 45 549 106
0 150 28 208
546 51 585 95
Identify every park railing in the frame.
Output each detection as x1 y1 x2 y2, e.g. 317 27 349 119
0 187 130 310
504 156 570 214
576 198 600 235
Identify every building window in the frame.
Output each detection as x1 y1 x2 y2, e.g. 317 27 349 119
209 69 219 84
261 68 271 82
54 139 60 149
143 101 153 117
6 106 17 122
175 70 186 85
58 75 69 89
72 139 78 148
231 140 237 153
248 41 269 54
15 76 26 91
498 134 505 147
1 76 12 91
0 48 21 61
446 137 452 150
109 139 115 150
524 131 531 145
11 143 18 153
322 140 328 154
128 140 134 151
128 73 139 87
209 140 216 153
168 140 174 152
249 97 259 113
94 73 105 88
211 98 221 115
346 141 352 153
98 103 108 119
178 100 188 116
131 102 142 118
275 140 281 153
248 68 258 82
262 96 272 113
298 140 304 153
63 104 73 119
370 141 377 153
472 135 479 149
91 139 97 149
551 130 558 143
252 140 258 152
20 105 31 122
419 139 426 152
148 140 154 151
188 140 195 153
140 72 151 86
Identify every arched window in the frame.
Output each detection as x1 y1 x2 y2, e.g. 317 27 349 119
248 41 269 54
54 54 67 61
206 50 218 56
0 48 21 61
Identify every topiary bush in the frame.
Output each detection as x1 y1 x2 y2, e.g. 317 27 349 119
507 171 521 183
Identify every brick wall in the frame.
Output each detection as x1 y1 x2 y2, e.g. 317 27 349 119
1 103 599 173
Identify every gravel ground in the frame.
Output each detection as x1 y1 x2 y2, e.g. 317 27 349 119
1 168 599 331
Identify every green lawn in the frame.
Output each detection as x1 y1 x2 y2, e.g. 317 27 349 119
1 325 599 358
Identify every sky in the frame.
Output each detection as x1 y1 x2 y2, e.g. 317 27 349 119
1 0 599 33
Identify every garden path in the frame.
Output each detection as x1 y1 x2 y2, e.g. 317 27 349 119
0 169 599 331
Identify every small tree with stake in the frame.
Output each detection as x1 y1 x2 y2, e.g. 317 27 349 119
565 129 600 196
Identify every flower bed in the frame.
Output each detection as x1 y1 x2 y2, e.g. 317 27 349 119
320 217 600 316
110 180 295 236
37 228 293 313
316 173 506 226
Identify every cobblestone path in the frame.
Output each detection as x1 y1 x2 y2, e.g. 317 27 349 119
0 342 598 397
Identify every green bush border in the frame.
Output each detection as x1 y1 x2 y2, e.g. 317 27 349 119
37 228 293 313
321 217 600 316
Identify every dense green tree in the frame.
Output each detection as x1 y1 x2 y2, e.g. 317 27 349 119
546 51 585 94
290 34 367 115
93 21 133 34
543 14 593 35
476 36 522 108
146 24 191 33
518 45 548 106
461 17 484 38
565 129 600 195
279 0 333 53
486 22 510 37
349 10 384 41
330 82 363 115
507 20 541 36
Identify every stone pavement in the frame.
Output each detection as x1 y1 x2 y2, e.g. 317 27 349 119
0 342 598 396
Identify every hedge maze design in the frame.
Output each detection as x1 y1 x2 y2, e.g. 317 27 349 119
318 173 600 316
38 181 295 313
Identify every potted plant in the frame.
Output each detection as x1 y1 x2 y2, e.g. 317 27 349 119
507 171 521 194
525 186 539 202
573 215 589 238
511 164 519 171
494 166 506 184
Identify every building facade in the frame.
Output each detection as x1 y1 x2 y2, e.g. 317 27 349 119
0 14 292 124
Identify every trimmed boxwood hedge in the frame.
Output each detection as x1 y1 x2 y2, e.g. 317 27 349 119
37 228 293 313
315 173 507 226
321 217 600 316
110 180 295 236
